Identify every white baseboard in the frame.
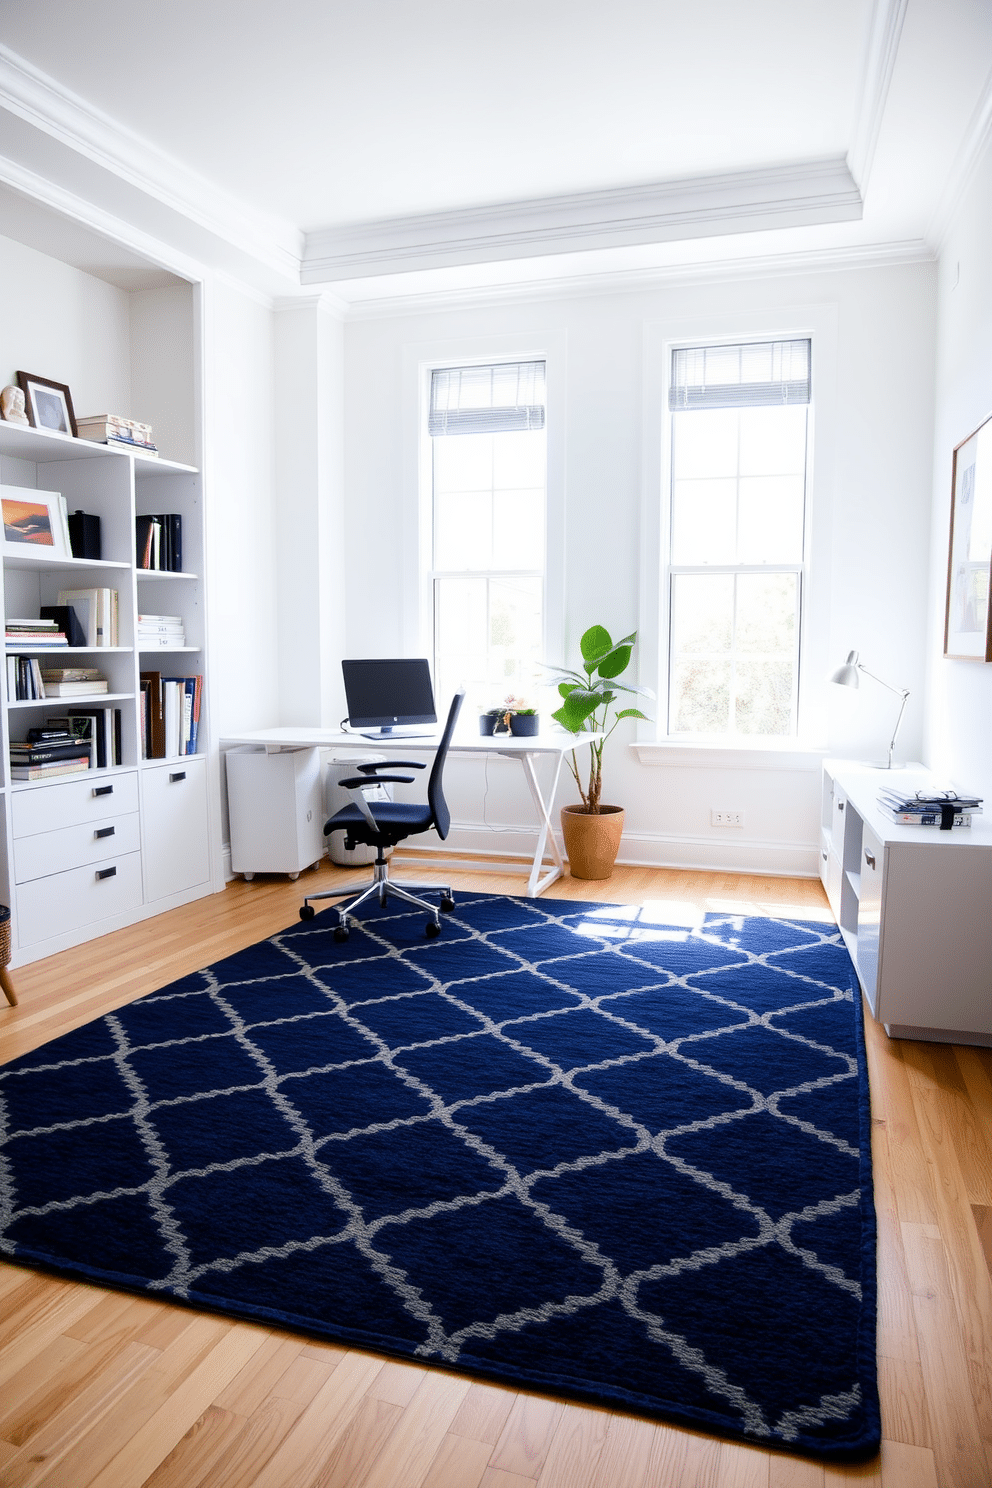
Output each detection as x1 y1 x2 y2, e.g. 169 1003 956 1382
221 827 821 883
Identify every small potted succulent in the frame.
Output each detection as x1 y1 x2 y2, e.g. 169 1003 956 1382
479 695 538 736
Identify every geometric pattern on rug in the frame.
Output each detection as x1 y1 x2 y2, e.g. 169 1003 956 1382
0 894 879 1461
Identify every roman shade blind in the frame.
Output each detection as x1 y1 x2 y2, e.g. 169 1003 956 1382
669 338 811 411
429 361 546 436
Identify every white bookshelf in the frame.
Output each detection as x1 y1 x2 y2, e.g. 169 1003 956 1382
0 416 217 967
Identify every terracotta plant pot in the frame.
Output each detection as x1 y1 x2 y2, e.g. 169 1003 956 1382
560 804 625 880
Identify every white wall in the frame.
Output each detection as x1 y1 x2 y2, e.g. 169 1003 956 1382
926 143 992 804
0 234 131 419
202 276 281 740
273 297 347 727
343 260 937 875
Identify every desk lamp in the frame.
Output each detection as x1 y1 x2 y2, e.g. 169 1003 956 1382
830 650 909 769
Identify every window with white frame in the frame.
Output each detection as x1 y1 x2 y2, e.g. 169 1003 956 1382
427 361 546 710
666 338 811 737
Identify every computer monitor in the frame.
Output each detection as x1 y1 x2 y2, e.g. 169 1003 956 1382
342 658 437 737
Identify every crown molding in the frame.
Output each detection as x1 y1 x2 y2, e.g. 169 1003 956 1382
848 0 909 195
341 239 934 320
273 291 348 318
0 150 205 285
0 43 303 285
928 63 992 250
302 158 863 283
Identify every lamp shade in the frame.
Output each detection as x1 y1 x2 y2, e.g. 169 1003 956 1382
830 650 860 688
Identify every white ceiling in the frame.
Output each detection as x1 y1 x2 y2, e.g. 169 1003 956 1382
0 0 990 303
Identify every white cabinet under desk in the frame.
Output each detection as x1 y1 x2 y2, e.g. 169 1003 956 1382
820 759 992 1046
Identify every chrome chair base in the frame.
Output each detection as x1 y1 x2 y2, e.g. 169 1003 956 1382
300 857 454 940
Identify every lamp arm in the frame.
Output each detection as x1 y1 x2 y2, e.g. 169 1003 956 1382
885 689 910 770
856 663 908 699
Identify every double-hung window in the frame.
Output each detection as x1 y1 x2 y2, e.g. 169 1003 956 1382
427 361 546 709
666 338 811 738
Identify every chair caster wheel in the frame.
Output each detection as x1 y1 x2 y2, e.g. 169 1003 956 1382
334 925 350 943
426 920 441 939
288 872 300 881
299 904 316 921
440 896 455 912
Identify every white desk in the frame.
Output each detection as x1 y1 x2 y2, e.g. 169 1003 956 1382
220 726 601 896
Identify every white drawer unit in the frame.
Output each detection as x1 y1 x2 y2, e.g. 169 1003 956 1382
140 755 211 903
11 771 139 838
15 852 144 949
14 811 141 884
822 760 992 1045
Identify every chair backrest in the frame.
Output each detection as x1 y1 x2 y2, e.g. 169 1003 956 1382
427 691 465 840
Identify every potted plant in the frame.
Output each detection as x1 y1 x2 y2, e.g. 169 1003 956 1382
547 625 650 879
509 706 539 737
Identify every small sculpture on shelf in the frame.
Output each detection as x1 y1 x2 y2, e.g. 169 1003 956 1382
0 385 28 425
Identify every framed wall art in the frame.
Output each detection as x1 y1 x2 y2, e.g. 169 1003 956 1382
944 412 992 661
0 487 71 557
15 371 78 438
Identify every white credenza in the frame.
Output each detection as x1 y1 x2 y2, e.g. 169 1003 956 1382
820 759 992 1046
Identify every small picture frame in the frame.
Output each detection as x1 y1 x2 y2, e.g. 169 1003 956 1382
15 371 78 438
944 412 992 661
0 489 72 557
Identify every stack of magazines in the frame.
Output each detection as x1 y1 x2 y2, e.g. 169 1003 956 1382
877 786 983 829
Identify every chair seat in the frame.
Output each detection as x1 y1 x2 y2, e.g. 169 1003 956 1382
326 800 434 838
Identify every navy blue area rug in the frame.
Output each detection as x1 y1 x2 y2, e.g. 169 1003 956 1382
0 894 878 1461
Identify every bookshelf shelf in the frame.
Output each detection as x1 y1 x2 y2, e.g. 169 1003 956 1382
136 570 198 580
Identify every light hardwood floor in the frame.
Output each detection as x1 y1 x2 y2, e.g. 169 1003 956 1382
0 858 989 1488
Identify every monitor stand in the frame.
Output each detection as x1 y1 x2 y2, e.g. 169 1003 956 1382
356 725 436 741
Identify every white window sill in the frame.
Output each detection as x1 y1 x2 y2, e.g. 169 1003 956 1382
629 739 829 772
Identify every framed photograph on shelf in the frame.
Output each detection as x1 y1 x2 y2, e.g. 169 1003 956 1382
945 412 992 661
0 486 71 557
15 371 78 438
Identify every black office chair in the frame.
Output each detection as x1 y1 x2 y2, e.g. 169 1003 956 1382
300 691 464 941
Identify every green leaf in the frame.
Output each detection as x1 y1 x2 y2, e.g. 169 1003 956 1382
580 625 612 664
596 644 632 680
558 681 580 699
615 707 649 722
552 690 601 732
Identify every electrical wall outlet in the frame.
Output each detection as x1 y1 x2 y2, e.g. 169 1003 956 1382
711 809 745 827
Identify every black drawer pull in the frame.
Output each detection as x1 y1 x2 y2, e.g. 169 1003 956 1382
96 866 117 880
865 851 876 870
94 826 115 839
837 800 844 811
93 785 114 797
170 771 186 783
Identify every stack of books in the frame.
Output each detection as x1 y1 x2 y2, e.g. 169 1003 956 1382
45 710 122 769
77 414 157 453
135 515 182 571
140 671 202 758
5 617 68 648
137 613 185 648
10 727 90 780
877 786 983 829
7 656 45 700
38 666 108 697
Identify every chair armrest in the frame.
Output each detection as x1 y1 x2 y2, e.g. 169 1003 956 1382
339 774 415 789
355 759 426 773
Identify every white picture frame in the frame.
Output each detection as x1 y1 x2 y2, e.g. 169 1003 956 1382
0 485 72 558
945 414 992 661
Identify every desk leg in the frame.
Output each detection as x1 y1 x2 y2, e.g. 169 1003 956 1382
520 751 565 896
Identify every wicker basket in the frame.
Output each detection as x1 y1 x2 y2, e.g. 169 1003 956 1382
0 905 9 967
